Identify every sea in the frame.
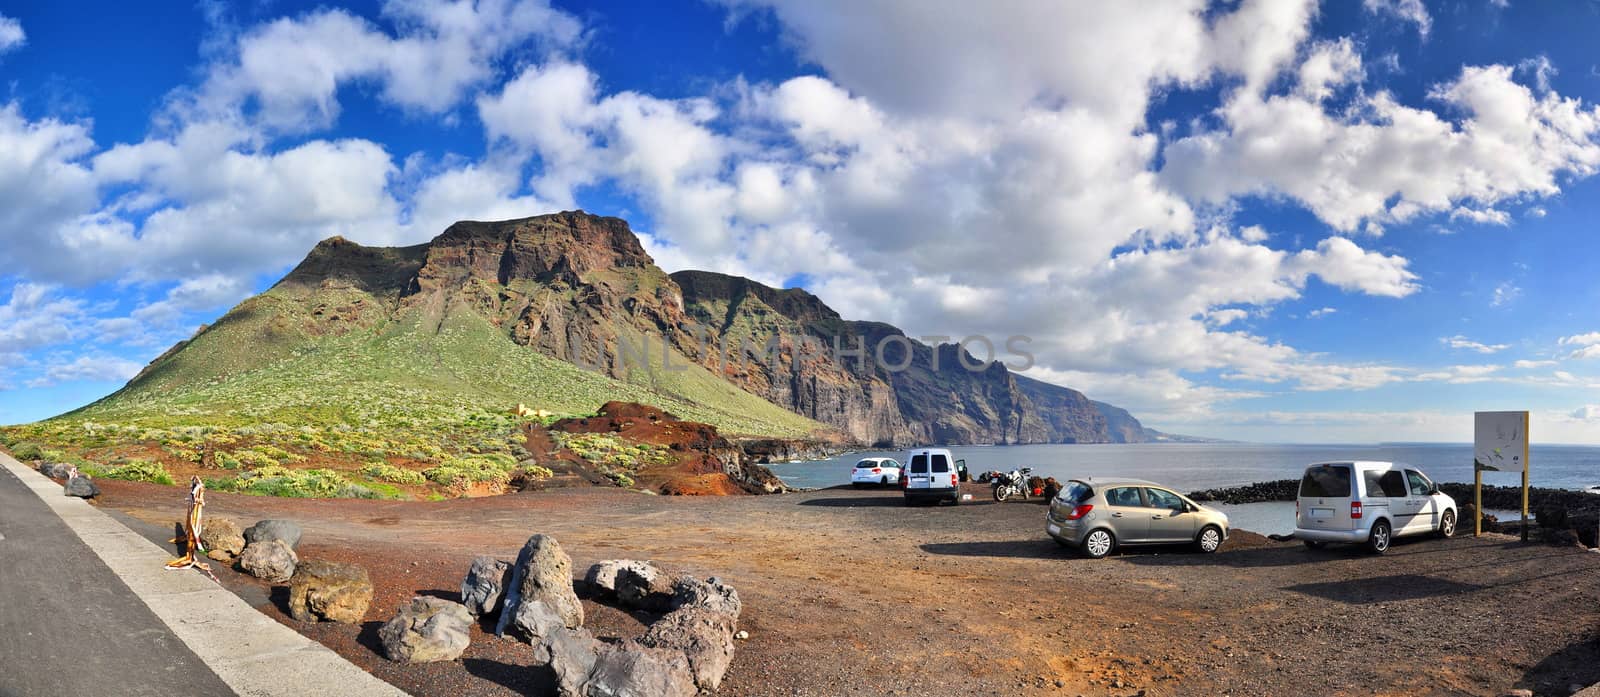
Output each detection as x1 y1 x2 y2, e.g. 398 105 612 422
766 442 1600 535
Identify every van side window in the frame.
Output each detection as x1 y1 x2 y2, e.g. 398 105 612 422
1378 471 1408 497
1363 470 1386 498
1106 487 1143 507
931 454 950 473
1405 470 1430 496
909 455 928 473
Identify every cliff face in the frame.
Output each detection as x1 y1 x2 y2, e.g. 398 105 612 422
227 211 1155 446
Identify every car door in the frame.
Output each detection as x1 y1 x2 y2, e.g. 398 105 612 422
884 459 902 483
1143 487 1197 542
1403 470 1436 534
1102 486 1151 543
906 453 930 490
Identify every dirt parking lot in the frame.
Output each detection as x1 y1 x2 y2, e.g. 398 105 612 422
98 481 1600 696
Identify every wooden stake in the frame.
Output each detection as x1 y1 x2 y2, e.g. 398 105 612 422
1474 466 1483 537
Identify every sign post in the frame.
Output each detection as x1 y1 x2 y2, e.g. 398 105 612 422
1473 411 1530 540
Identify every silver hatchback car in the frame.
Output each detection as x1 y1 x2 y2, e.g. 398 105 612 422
1046 477 1230 558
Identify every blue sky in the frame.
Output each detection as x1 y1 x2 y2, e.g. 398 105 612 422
1 0 1600 444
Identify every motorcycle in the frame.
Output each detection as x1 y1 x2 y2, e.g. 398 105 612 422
991 467 1034 502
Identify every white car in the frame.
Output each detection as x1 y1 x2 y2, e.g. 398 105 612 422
850 457 902 488
1294 461 1458 554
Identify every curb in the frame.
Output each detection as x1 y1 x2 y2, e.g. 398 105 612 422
0 453 407 697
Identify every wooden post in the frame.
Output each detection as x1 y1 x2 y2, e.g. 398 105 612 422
1474 466 1483 537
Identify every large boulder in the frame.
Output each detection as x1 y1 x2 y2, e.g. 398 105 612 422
584 641 696 697
639 607 737 691
243 519 302 550
288 560 372 624
63 475 99 499
585 559 658 595
378 597 473 663
38 462 72 478
238 539 298 583
461 556 514 618
200 518 246 563
539 628 600 697
494 535 582 640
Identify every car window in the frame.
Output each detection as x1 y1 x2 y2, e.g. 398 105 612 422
1299 465 1351 498
1106 487 1143 507
1362 470 1386 498
1145 488 1184 510
909 455 928 474
1060 482 1093 503
1405 470 1430 496
1378 471 1408 497
931 454 950 473
884 459 900 468
855 460 876 468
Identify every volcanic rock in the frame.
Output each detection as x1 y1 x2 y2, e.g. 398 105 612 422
288 560 373 624
379 597 473 663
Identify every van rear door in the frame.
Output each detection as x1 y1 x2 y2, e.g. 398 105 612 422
928 453 955 491
906 452 931 490
1297 464 1355 531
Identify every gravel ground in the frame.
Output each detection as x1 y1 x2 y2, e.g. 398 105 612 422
94 480 1600 697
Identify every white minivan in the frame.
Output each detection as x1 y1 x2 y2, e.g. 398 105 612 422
1294 461 1458 554
903 448 963 506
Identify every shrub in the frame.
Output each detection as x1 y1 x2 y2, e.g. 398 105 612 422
423 455 517 487
9 442 44 461
91 460 176 486
214 465 351 498
360 463 427 486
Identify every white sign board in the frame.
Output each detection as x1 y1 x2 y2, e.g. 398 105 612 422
1473 411 1528 473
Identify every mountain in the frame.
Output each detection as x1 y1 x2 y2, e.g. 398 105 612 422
72 211 1158 446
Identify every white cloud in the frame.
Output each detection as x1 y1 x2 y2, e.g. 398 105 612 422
0 284 88 351
1513 359 1556 369
183 0 582 132
1363 0 1432 37
0 13 24 54
1559 332 1600 346
1163 65 1600 234
1449 207 1510 225
1572 405 1600 422
1296 38 1363 102
25 356 143 388
1571 345 1600 360
1491 281 1521 307
1415 364 1502 384
1308 307 1337 318
1442 335 1509 353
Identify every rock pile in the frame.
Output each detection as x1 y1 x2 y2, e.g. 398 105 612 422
1187 479 1299 504
452 539 743 695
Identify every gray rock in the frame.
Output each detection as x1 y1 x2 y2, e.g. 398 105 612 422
243 519 302 550
38 462 73 478
378 597 473 663
639 606 737 691
585 559 657 595
538 627 600 697
615 563 677 611
585 641 696 697
460 556 513 618
288 560 373 624
63 475 99 499
494 534 582 638
671 576 741 618
508 598 568 644
238 539 298 583
200 518 245 563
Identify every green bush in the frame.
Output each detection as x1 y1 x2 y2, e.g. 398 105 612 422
90 460 176 486
424 455 517 487
9 442 44 460
213 465 350 498
360 463 427 486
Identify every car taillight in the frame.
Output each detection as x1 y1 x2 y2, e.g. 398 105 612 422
951 473 958 486
871 468 881 473
1067 504 1093 520
1350 501 1363 519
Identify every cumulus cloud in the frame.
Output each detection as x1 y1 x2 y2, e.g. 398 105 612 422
25 356 143 388
0 13 24 54
0 284 88 352
1563 332 1600 360
1442 335 1510 354
1363 0 1431 37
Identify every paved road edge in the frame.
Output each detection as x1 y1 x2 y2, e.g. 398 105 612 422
0 453 408 697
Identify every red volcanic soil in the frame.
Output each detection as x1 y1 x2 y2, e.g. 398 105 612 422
90 478 1600 697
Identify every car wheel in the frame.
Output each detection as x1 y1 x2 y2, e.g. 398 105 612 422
1302 540 1326 550
1367 520 1391 555
1082 529 1115 559
880 476 889 486
1438 509 1457 539
1195 525 1223 553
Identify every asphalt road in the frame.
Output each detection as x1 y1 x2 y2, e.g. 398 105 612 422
0 466 236 697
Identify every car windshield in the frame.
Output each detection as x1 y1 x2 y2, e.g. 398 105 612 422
1300 465 1352 498
855 460 879 468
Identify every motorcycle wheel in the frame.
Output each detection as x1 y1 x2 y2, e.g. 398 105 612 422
993 487 1008 502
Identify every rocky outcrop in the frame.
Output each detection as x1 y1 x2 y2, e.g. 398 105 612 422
461 555 514 618
496 535 583 641
239 539 298 583
288 560 373 624
546 402 789 495
379 597 473 663
243 519 302 550
200 518 245 563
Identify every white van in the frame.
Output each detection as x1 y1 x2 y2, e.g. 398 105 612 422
1294 461 1458 554
903 448 963 506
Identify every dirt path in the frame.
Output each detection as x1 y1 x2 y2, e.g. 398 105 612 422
95 481 1600 696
